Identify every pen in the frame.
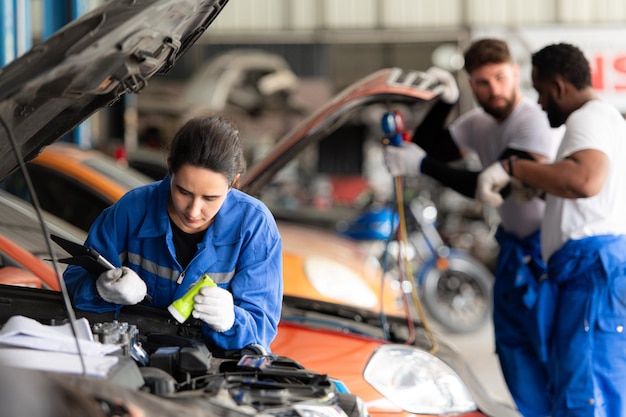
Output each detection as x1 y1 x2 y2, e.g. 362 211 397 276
95 253 115 270
90 249 152 303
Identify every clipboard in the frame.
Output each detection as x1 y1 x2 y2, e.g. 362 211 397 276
49 234 153 304
49 234 115 275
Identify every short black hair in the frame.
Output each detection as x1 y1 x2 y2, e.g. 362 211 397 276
531 43 592 90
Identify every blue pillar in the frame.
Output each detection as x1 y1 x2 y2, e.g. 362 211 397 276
0 0 16 66
0 0 30 67
15 0 31 56
42 0 70 40
42 0 95 147
43 0 90 38
72 0 90 20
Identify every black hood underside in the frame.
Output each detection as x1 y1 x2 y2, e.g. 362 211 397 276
0 0 228 181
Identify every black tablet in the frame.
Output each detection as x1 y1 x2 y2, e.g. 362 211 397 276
49 234 115 275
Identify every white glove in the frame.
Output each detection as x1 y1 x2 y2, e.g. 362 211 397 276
383 142 426 177
96 267 147 305
476 162 510 207
427 66 460 104
192 286 235 332
510 178 542 203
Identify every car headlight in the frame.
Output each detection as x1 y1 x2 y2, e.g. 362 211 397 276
363 344 476 415
303 256 378 308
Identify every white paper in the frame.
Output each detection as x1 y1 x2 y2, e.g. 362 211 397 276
0 315 122 377
0 315 120 355
0 348 119 377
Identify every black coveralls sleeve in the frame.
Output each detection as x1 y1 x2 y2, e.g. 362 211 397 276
411 100 535 199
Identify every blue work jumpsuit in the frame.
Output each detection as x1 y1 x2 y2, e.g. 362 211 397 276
536 235 626 417
494 227 552 417
64 177 283 352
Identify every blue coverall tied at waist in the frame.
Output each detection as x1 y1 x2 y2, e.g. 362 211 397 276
494 227 551 417
536 234 626 417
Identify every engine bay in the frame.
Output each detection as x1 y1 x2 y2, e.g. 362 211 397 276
0 285 365 417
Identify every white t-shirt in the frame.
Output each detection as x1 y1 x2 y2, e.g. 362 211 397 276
450 97 563 238
541 100 626 261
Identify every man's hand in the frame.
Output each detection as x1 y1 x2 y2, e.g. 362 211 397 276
427 66 460 104
476 162 511 207
383 142 426 177
510 178 543 203
192 286 235 332
96 267 147 305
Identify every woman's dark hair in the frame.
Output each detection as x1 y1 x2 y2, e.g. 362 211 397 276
463 38 513 74
168 115 246 186
531 43 592 90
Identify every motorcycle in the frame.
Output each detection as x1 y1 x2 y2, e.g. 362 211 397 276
338 191 494 334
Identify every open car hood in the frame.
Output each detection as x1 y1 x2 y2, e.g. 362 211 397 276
0 0 229 181
241 67 446 196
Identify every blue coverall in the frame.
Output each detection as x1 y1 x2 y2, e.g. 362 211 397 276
494 227 552 417
64 176 283 352
536 235 626 417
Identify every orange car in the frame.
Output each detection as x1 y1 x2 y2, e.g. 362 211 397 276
243 68 515 417
0 189 92 290
0 142 153 232
2 65 518 416
0 235 56 289
0 1 371 416
1 142 407 317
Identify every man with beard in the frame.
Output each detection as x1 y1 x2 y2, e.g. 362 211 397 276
384 38 563 417
477 42 626 417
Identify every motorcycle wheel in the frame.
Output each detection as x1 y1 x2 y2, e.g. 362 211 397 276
417 251 493 334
